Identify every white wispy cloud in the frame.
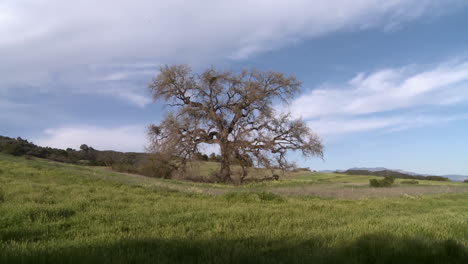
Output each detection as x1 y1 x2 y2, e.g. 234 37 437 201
34 125 148 152
293 59 468 119
97 70 154 82
1 0 464 99
97 88 152 108
293 59 468 136
2 0 467 143
307 114 468 137
0 99 29 109
32 124 225 154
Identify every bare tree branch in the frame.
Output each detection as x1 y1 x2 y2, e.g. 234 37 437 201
148 65 323 182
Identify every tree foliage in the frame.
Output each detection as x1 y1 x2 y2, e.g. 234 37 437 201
369 177 395 188
148 65 323 182
0 135 145 167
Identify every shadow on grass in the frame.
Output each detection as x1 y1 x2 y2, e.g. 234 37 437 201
2 233 467 264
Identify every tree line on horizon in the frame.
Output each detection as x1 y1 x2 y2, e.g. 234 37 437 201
0 135 243 179
339 169 449 182
0 135 141 165
0 136 458 183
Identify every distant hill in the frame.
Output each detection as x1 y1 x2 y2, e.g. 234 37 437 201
444 175 468 182
340 169 449 181
0 135 237 180
320 167 458 182
0 135 148 166
349 167 388 172
319 170 344 173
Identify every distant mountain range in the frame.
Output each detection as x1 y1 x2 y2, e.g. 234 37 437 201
443 175 468 182
320 167 468 182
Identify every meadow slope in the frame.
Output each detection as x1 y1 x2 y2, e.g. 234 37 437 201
1 153 468 263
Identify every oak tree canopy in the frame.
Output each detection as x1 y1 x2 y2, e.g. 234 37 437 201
148 65 323 182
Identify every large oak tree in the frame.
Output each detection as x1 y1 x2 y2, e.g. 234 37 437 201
148 65 323 182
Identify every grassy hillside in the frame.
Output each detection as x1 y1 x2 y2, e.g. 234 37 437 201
1 153 468 263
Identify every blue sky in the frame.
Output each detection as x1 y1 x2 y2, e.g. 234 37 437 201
1 0 468 175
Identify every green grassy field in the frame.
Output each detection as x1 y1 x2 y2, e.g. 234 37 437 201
1 153 468 263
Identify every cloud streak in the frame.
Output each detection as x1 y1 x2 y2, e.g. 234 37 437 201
34 125 148 152
2 0 468 148
307 114 468 137
293 60 468 119
1 0 465 105
293 59 468 136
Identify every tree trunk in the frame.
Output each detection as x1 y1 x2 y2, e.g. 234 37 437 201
220 158 231 182
219 140 232 182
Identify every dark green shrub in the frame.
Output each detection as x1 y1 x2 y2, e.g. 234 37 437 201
139 154 176 179
77 160 91 166
401 180 419 185
464 179 468 183
425 176 449 181
112 163 139 174
383 177 394 186
369 179 379 187
3 142 26 156
369 176 394 187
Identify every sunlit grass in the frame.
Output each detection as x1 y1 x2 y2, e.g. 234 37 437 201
1 153 468 263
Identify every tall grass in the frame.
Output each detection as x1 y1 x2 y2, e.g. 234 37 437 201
1 154 467 263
